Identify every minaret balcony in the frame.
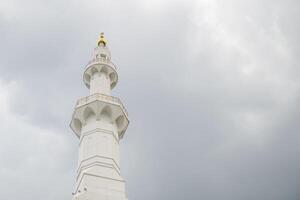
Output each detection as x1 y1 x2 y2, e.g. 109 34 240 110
70 93 129 139
76 93 128 117
86 57 116 71
83 58 118 90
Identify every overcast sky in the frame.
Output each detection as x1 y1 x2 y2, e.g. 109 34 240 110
0 0 300 199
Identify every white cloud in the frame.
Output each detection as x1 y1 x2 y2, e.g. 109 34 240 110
0 0 300 199
0 80 76 200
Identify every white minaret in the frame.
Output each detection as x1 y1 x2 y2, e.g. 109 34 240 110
70 33 129 200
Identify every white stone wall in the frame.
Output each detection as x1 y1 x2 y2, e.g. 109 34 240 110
90 72 111 95
74 112 126 200
71 43 128 200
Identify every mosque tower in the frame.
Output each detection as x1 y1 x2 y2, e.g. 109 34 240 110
70 33 129 200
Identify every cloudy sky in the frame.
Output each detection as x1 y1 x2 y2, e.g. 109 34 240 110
0 0 300 199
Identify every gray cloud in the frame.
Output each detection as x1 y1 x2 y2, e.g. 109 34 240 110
0 0 300 200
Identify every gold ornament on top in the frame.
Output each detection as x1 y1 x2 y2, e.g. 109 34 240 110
97 32 107 47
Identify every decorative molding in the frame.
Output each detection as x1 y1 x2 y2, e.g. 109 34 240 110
77 155 121 173
79 128 119 147
75 172 125 194
76 162 121 181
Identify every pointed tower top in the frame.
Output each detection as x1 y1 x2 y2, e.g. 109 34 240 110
97 32 107 47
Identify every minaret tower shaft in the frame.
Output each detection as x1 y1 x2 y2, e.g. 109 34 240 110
70 33 129 200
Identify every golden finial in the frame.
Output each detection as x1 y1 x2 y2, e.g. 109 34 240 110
97 32 107 47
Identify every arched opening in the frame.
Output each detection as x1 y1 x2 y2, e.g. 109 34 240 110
83 107 96 123
100 106 112 122
84 73 91 84
73 118 82 133
100 66 108 76
90 67 99 77
116 115 125 130
109 72 116 82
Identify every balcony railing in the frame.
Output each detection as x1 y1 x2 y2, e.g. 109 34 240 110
76 93 128 117
85 57 117 70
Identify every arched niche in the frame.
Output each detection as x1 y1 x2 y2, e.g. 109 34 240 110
83 107 96 123
100 66 108 76
84 73 91 84
90 67 99 77
100 106 113 123
116 115 125 130
73 118 82 133
109 73 116 82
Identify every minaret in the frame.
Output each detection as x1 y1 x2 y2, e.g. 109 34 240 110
70 33 129 200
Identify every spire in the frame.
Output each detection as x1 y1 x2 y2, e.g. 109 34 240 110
97 32 107 47
70 35 129 200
